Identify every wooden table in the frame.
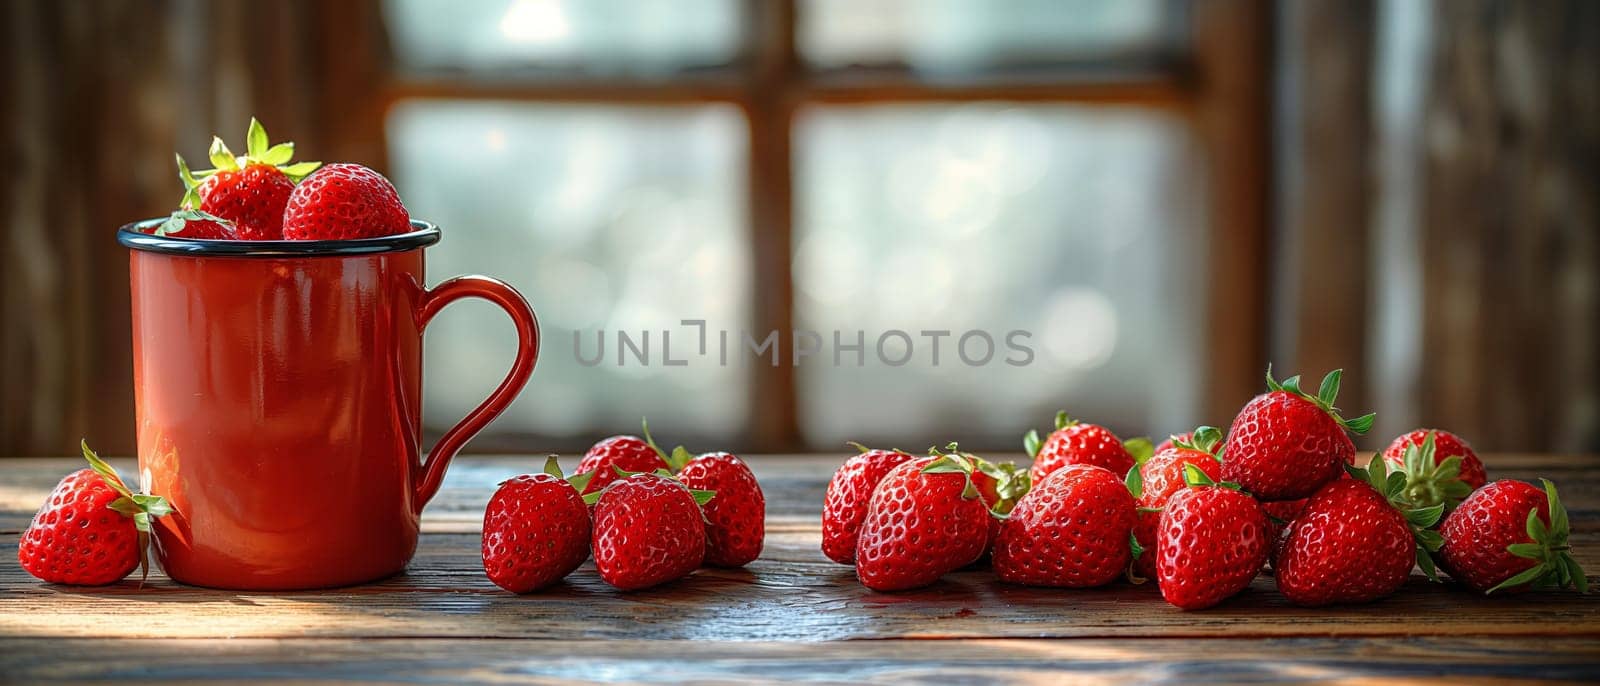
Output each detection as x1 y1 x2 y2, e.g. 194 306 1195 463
2 453 1598 683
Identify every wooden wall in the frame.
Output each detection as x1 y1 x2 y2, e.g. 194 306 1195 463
1275 0 1599 452
0 0 387 457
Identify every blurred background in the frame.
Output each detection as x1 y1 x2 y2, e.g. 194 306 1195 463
1 0 1595 456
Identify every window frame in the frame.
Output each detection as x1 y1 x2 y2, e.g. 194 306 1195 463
374 0 1271 451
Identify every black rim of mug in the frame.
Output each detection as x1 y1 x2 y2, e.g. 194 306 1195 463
117 218 441 257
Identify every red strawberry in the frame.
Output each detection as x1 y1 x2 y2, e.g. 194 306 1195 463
855 452 991 591
1128 427 1225 580
820 444 915 564
1155 471 1272 610
1437 479 1586 594
1378 430 1486 510
677 451 764 568
18 442 171 586
1220 368 1373 501
1273 456 1443 606
1023 411 1146 484
571 420 672 498
176 118 320 240
589 473 712 591
281 163 411 240
994 464 1135 588
149 209 237 240
481 456 590 594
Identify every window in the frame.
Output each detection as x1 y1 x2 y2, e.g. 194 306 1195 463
380 0 1264 450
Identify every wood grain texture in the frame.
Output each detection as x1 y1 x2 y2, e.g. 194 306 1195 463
1 454 1598 683
1420 0 1600 453
2 637 1598 685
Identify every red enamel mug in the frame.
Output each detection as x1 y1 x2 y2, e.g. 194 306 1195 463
117 220 539 590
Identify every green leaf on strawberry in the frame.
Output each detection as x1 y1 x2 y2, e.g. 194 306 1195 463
541 454 564 479
1173 425 1225 461
1265 365 1376 435
567 470 595 494
80 440 171 585
1022 429 1042 459
1123 437 1155 465
1347 453 1446 581
1124 463 1143 499
1487 479 1585 594
689 489 717 507
177 118 322 211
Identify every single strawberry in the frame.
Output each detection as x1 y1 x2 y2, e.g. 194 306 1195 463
588 472 714 591
480 456 591 594
281 163 411 240
677 451 764 568
570 419 673 499
148 208 237 239
18 441 171 586
820 444 916 564
1127 426 1225 581
1378 430 1485 511
176 118 320 240
994 464 1135 588
1155 468 1272 610
1437 479 1586 594
855 451 991 591
1023 411 1149 484
1220 367 1374 501
1273 456 1445 606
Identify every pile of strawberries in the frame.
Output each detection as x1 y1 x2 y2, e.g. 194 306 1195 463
148 119 412 241
823 367 1587 608
480 421 765 593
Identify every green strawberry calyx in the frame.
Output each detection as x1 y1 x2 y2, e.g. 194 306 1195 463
1127 425 1227 501
846 440 910 457
923 443 987 502
1487 478 1587 595
175 118 322 208
1390 432 1474 512
155 208 233 237
1180 462 1244 492
82 440 172 585
1126 532 1148 585
1172 425 1226 462
1265 365 1376 435
974 458 1030 516
1345 454 1446 581
1123 437 1155 466
1022 411 1078 458
578 468 715 507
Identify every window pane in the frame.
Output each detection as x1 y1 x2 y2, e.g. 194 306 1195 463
384 0 741 75
794 104 1206 447
387 101 748 441
799 0 1174 72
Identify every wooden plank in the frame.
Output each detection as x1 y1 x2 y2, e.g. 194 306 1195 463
3 636 1599 684
2 455 1596 643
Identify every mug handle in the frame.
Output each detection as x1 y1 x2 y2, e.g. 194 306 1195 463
411 275 540 513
